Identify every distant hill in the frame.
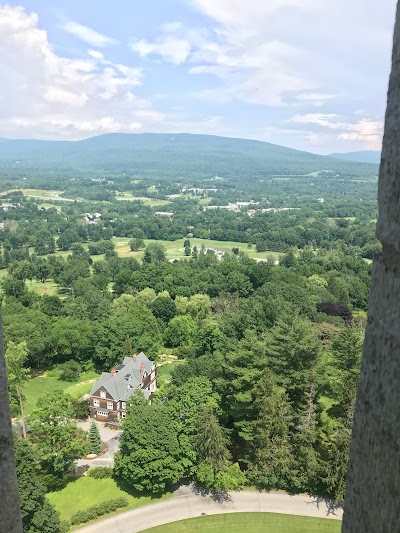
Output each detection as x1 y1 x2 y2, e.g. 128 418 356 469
329 150 381 165
0 133 377 179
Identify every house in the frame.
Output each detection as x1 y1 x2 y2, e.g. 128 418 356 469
84 212 102 224
89 352 157 422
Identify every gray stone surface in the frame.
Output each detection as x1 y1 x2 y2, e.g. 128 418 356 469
343 4 400 531
76 485 342 533
0 311 23 533
77 419 121 468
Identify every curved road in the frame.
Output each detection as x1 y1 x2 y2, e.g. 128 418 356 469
77 485 342 533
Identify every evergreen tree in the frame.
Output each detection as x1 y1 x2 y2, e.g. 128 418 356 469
15 438 64 533
219 331 267 444
331 326 363 389
194 404 230 477
249 369 294 490
292 380 321 493
265 316 320 410
87 421 102 455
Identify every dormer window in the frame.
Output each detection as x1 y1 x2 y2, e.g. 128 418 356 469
100 391 106 399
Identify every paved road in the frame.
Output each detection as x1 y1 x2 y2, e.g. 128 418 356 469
77 420 121 468
76 485 342 533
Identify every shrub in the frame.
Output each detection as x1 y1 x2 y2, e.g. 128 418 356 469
71 398 90 419
316 301 353 323
70 497 128 525
59 360 82 381
87 466 114 479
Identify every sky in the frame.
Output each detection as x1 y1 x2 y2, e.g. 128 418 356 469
0 1 397 153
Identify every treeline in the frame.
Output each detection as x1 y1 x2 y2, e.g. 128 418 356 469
0 194 379 265
2 245 370 367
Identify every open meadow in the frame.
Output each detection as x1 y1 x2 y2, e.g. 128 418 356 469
24 370 99 415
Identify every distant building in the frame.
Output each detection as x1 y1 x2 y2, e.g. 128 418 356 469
154 211 174 219
205 203 239 212
84 212 101 224
89 353 157 422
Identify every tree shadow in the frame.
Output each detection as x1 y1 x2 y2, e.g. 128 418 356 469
305 494 343 517
192 484 232 503
114 476 173 501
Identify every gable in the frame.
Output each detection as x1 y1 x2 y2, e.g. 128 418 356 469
91 386 114 400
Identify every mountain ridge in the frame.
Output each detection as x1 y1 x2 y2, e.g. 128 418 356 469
329 150 381 165
0 133 378 178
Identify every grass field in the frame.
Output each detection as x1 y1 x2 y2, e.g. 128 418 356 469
113 237 282 261
27 279 59 295
0 188 75 202
157 361 185 383
142 513 341 533
24 370 99 415
115 193 171 207
47 477 171 525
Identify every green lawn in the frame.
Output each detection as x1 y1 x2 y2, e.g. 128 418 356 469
24 370 99 415
112 237 281 261
157 361 185 383
27 279 59 296
115 193 171 207
142 513 341 533
47 477 171 525
1 188 75 202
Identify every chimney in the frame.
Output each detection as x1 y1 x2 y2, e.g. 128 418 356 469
140 362 145 374
111 368 116 375
132 353 137 361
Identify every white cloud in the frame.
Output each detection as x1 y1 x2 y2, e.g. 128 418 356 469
87 49 104 60
290 113 384 150
0 6 228 140
63 20 117 47
0 6 159 139
130 36 192 65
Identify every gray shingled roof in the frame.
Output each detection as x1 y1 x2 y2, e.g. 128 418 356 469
90 352 154 401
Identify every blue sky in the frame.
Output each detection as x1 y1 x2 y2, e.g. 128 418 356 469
0 1 397 153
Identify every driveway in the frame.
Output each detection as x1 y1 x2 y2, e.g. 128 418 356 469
77 419 122 468
76 484 342 533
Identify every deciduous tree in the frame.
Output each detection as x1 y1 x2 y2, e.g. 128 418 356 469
6 341 30 438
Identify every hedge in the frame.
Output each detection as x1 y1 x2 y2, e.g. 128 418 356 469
86 466 114 479
70 497 129 525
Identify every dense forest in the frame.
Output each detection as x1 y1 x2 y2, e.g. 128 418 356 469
2 134 378 531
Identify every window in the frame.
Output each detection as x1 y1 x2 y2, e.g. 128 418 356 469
121 402 126 410
121 412 126 419
107 401 114 410
93 399 99 407
100 391 106 399
97 410 108 417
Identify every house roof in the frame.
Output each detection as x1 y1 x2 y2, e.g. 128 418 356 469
90 352 154 402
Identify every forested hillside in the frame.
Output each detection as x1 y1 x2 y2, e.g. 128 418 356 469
329 151 381 165
0 133 377 178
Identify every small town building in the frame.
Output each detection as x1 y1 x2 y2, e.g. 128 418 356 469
89 352 157 422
